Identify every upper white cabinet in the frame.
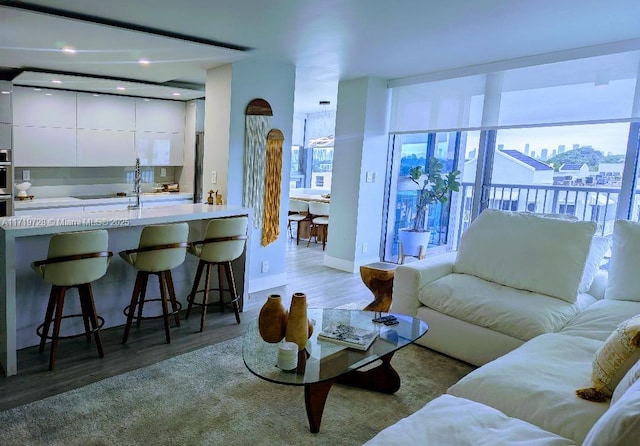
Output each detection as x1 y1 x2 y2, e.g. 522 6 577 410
13 126 76 166
135 99 185 133
0 81 11 124
77 93 135 130
13 87 76 128
77 129 136 166
135 132 184 166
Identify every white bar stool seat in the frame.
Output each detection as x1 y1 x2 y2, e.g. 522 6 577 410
120 223 189 344
185 216 248 332
32 230 113 371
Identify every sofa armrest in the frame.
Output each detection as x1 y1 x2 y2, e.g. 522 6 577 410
391 251 456 316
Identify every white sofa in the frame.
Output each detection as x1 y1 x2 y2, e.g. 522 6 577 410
392 209 609 366
364 214 640 445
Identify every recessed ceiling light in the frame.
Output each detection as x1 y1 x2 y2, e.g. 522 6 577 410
33 88 41 91
45 93 52 96
116 86 126 91
138 58 151 65
1 91 10 95
93 94 100 97
143 98 151 102
172 92 181 96
51 79 62 84
62 46 76 55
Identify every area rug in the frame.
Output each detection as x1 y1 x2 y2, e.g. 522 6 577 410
0 337 473 446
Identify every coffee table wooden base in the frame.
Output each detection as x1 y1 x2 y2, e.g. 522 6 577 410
304 351 399 433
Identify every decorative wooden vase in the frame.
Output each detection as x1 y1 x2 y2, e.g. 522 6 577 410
285 292 311 350
258 295 288 343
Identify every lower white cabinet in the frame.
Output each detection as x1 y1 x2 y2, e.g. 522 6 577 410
13 126 76 167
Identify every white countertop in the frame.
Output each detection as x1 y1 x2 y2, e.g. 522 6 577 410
1 203 251 236
14 192 193 210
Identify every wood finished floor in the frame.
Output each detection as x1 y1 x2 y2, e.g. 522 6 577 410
0 236 375 411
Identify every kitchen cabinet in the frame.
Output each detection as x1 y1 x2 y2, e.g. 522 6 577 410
135 99 185 133
13 87 76 128
0 123 10 149
77 129 136 166
0 82 11 124
135 132 184 166
12 126 76 166
77 93 135 130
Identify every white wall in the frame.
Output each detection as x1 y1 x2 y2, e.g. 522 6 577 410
204 57 296 293
324 77 390 272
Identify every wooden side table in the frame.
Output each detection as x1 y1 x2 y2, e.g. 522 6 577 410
360 262 398 312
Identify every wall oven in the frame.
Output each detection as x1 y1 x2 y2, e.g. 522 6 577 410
0 194 11 217
0 149 13 216
0 151 12 195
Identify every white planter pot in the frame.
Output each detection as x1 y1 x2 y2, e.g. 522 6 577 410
398 229 431 258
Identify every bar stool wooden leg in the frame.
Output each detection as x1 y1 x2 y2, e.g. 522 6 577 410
80 283 104 357
122 272 144 344
199 262 214 332
49 287 67 371
136 273 149 327
218 264 225 313
185 260 205 320
165 270 181 327
78 287 92 343
159 272 171 344
39 286 58 353
224 261 241 324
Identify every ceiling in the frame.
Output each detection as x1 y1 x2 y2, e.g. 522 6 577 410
2 0 640 113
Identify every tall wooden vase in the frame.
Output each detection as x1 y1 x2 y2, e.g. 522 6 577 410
258 295 288 343
285 292 309 351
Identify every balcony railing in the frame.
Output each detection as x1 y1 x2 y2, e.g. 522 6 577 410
456 182 623 239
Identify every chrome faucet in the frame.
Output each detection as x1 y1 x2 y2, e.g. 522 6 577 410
128 157 142 210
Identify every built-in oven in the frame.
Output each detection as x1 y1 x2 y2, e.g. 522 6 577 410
0 149 10 163
0 194 11 217
0 149 12 196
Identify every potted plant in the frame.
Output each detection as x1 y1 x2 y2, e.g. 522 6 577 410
398 157 461 259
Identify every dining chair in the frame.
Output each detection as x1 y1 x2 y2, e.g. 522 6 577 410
307 201 330 250
287 199 309 245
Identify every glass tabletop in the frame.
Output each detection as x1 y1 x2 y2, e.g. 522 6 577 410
242 308 428 386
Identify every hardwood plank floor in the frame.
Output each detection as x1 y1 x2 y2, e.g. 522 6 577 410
0 236 376 411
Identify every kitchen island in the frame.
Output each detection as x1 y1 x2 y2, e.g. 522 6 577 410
0 203 251 376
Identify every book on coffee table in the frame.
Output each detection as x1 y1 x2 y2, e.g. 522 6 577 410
317 323 378 351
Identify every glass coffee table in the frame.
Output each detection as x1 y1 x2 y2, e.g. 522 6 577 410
243 308 428 433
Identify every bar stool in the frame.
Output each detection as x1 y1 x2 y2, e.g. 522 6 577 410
120 223 189 344
185 216 248 332
32 230 112 371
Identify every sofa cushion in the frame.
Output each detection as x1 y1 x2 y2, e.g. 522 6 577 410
559 299 640 342
577 314 640 401
611 358 640 405
448 333 608 444
453 209 596 303
364 395 577 446
583 377 640 446
605 220 640 301
419 273 595 341
579 236 610 293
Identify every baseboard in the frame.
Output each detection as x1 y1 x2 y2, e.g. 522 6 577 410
248 272 287 294
323 255 382 273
